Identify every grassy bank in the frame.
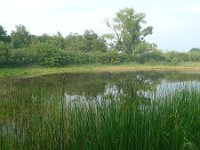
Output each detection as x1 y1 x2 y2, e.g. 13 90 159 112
1 64 200 80
0 84 199 149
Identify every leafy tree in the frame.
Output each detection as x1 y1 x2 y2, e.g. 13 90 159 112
189 48 200 53
101 50 131 64
83 30 107 52
37 33 51 43
0 25 10 43
0 25 11 65
165 51 190 64
83 30 98 41
54 32 65 49
102 33 115 50
11 25 31 49
134 42 158 54
36 33 64 49
134 42 164 63
187 51 200 62
64 31 107 52
106 7 153 53
64 33 86 51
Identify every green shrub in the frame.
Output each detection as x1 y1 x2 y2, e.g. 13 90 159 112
40 50 103 67
101 50 131 64
133 43 165 64
188 52 200 62
8 48 38 66
165 51 190 64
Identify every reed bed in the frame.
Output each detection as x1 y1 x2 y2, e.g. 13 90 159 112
0 84 199 149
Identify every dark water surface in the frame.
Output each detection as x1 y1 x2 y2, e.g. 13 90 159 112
0 70 200 145
15 71 200 104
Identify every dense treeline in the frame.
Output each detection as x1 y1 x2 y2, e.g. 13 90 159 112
0 8 200 67
0 25 132 67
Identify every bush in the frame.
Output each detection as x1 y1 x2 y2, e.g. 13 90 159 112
101 50 131 64
0 42 9 66
133 43 165 64
8 48 39 66
188 52 200 62
134 51 165 64
164 51 200 64
40 50 103 67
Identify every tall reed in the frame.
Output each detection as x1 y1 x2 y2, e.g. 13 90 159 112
0 84 199 149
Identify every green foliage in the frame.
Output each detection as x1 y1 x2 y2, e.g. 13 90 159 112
1 13 200 68
83 30 107 52
64 33 85 51
33 33 65 49
8 48 38 66
164 49 200 65
0 78 200 149
0 42 6 65
187 51 200 62
133 42 165 63
165 51 190 64
189 47 200 53
7 47 103 67
0 42 12 66
64 30 107 53
0 25 10 66
106 7 153 53
11 25 31 49
54 32 65 49
0 25 10 43
101 50 131 64
1 45 127 67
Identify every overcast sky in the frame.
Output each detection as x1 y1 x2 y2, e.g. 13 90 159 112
0 0 200 51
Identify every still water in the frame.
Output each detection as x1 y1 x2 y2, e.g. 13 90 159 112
15 71 200 104
1 70 200 147
1 71 200 137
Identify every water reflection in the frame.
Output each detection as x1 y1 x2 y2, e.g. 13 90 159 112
65 85 122 108
14 71 200 104
1 71 200 143
144 80 200 100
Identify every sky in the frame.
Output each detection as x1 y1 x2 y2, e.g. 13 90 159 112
0 0 200 51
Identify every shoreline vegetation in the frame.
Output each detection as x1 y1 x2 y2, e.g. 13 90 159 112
1 6 200 149
0 76 200 149
1 64 200 80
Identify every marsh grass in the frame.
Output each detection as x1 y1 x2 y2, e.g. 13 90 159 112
0 84 200 149
1 65 200 80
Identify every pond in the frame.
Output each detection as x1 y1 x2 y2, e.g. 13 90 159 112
14 71 200 104
1 70 200 149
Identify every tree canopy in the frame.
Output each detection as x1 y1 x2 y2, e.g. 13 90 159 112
0 7 199 67
0 25 10 43
106 7 153 53
190 48 200 53
11 25 31 49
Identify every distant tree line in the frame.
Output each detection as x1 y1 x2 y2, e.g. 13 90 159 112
0 8 200 67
